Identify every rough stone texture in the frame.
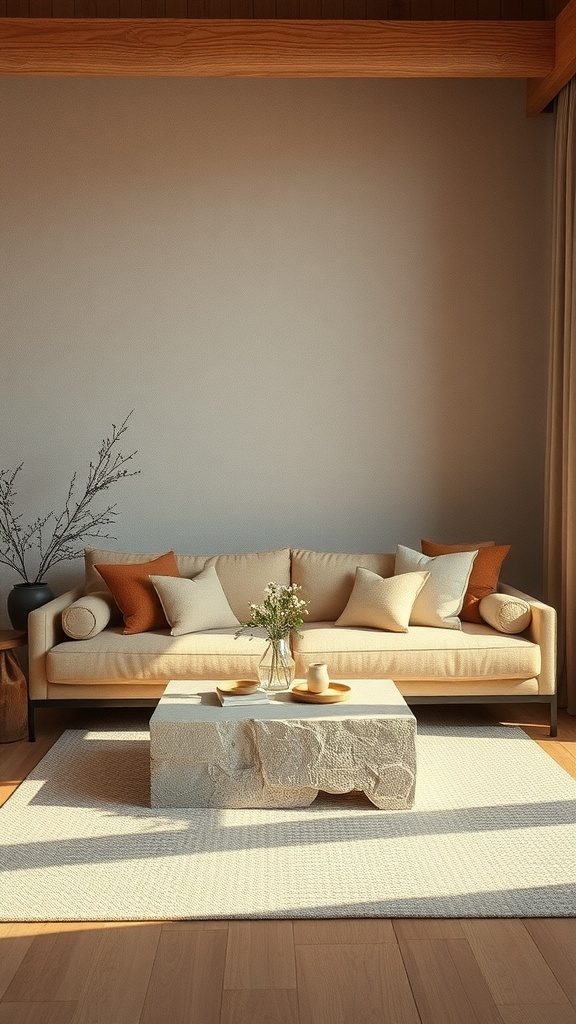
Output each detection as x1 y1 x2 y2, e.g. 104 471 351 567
150 679 417 809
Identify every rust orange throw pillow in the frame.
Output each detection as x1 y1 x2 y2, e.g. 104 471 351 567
421 540 510 624
95 552 180 634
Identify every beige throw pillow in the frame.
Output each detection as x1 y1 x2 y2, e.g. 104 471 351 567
61 591 119 640
479 592 532 634
335 567 431 633
394 544 478 630
150 566 240 636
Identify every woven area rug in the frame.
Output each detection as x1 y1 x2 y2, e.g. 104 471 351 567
1 714 575 921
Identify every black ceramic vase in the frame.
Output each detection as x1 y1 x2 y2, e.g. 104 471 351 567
7 582 54 632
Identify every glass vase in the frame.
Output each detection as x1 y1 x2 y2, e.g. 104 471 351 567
258 638 295 692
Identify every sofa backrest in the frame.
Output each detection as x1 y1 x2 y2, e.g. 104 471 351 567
206 549 291 621
84 546 397 625
290 549 395 622
84 547 291 623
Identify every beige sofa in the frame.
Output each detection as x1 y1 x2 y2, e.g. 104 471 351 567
27 546 557 740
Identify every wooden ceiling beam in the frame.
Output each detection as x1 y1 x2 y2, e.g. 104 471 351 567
527 0 576 114
0 18 554 79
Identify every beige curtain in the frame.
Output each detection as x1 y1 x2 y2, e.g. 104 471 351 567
545 77 576 714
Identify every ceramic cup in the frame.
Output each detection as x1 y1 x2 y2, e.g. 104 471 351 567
307 662 330 693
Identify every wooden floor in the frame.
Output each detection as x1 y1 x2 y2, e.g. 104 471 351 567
0 702 575 1024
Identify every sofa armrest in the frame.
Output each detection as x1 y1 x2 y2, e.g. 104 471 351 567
498 583 556 696
28 587 85 700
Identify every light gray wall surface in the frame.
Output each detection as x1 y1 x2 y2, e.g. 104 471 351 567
0 77 552 620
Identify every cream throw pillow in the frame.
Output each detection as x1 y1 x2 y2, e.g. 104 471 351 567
394 544 478 630
61 591 119 640
150 566 240 636
479 592 532 634
335 567 430 633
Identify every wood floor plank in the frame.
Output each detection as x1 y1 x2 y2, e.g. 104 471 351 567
3 922 105 1002
293 918 395 944
524 919 576 1008
224 922 296 990
461 920 569 1006
559 735 576 756
444 937 512 1023
0 924 45 999
553 716 576 740
399 938 504 1024
498 1007 576 1024
0 922 44 936
532 741 576 779
221 989 299 1024
296 942 420 1024
162 919 228 930
0 1005 77 1024
0 729 62 807
490 706 576 781
393 919 465 940
378 939 425 1024
140 928 226 1024
68 923 161 1024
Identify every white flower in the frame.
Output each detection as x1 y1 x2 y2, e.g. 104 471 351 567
235 581 309 643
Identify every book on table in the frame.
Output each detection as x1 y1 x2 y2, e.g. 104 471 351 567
216 687 270 706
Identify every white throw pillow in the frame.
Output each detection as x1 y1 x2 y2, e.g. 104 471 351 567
335 567 430 633
150 566 240 636
394 544 478 630
479 593 532 634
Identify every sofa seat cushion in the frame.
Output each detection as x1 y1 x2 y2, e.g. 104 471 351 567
291 623 540 680
47 627 268 683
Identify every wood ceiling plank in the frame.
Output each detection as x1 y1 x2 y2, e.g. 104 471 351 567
29 0 51 15
527 0 576 112
119 0 143 16
365 0 389 16
455 0 479 19
410 0 434 18
480 0 502 17
51 0 75 14
0 17 555 76
343 0 367 17
5 0 30 13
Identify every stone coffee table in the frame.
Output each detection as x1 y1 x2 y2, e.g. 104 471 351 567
150 679 416 810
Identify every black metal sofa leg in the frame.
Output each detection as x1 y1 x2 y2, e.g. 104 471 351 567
550 696 558 737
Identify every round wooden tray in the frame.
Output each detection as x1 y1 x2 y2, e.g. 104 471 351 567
217 679 260 696
290 682 351 704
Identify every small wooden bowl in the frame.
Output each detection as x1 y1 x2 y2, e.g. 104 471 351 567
217 679 260 696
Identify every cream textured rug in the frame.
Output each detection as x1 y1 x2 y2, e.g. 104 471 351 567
1 715 575 921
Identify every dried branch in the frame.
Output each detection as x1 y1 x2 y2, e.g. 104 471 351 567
0 412 140 584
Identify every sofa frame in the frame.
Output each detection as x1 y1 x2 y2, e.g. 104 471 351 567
26 555 558 741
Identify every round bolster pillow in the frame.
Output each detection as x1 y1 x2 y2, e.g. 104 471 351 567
62 591 119 640
479 592 532 634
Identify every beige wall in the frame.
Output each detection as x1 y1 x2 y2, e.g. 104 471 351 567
0 77 552 619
